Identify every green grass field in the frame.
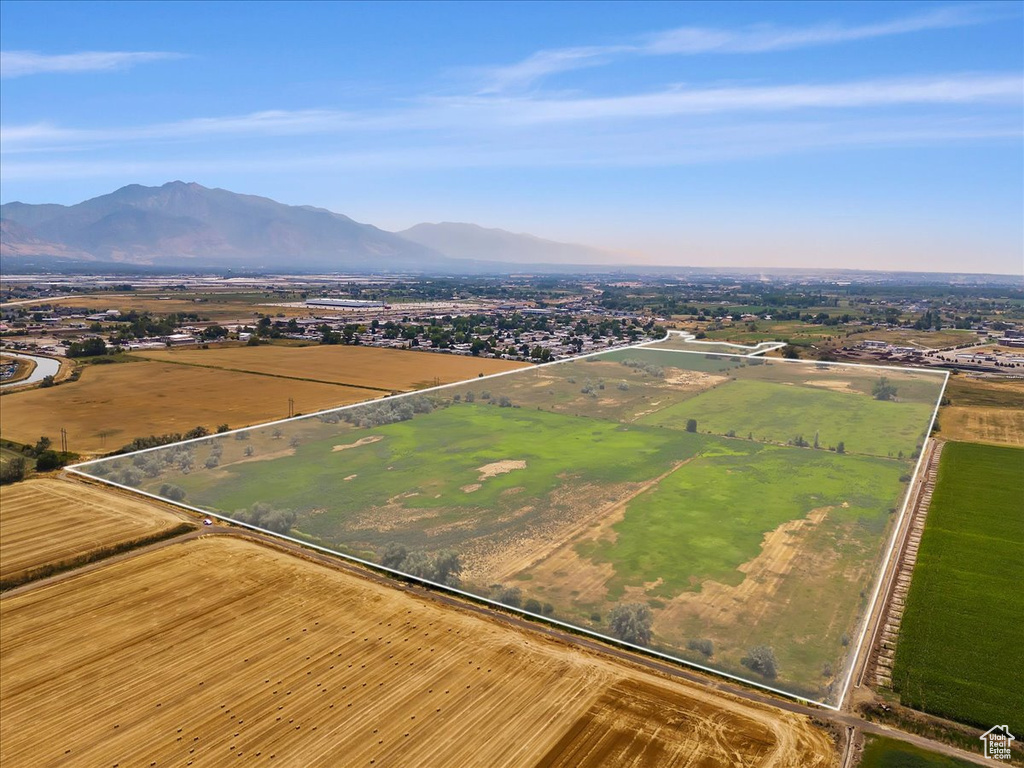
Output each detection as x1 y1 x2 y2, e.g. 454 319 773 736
169 404 705 551
639 378 935 458
601 347 741 372
891 441 1024 733
859 736 976 768
582 442 903 599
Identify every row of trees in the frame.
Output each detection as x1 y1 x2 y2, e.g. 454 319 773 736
379 544 462 588
0 436 75 484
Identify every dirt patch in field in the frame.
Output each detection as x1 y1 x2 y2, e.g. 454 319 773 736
476 459 697 593
333 435 384 452
663 371 727 392
654 505 834 634
221 446 296 466
476 460 527 480
803 379 856 393
461 483 482 494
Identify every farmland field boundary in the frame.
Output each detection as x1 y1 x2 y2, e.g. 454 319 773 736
66 332 949 710
128 354 396 393
839 369 948 710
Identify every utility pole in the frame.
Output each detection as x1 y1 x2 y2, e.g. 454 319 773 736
288 398 295 418
60 427 68 454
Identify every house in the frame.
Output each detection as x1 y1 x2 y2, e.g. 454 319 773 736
980 725 1015 760
861 340 888 349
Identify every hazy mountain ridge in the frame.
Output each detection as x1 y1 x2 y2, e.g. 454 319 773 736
1 182 452 272
398 222 617 265
1 182 623 273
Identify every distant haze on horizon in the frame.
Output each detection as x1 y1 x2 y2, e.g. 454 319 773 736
1 1 1021 275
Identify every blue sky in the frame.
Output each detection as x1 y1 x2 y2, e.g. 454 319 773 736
1 0 1021 274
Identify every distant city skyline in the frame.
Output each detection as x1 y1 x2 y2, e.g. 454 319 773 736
1 1 1021 274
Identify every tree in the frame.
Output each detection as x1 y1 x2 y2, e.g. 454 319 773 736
741 645 778 679
782 345 801 359
0 457 26 484
35 450 66 472
609 603 653 645
67 337 108 358
685 418 698 433
872 376 898 401
380 543 408 569
836 441 846 454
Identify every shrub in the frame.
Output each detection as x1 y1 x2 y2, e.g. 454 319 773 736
741 645 778 679
496 585 522 608
687 638 714 658
609 603 653 645
159 483 186 502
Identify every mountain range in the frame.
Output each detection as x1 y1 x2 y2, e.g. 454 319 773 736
0 182 616 273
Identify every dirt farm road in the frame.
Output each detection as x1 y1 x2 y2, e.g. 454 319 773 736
8 493 993 768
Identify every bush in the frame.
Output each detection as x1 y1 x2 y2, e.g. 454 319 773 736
741 645 778 679
233 502 297 535
35 450 66 472
496 585 522 608
687 638 714 657
159 483 186 502
524 598 542 614
376 544 461 587
609 603 653 645
872 376 898 401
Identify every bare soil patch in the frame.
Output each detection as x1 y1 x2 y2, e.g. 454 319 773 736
333 435 384 452
476 459 527 480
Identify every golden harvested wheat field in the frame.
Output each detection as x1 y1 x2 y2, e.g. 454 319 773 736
132 344 529 391
0 536 835 768
0 478 187 585
0 360 381 454
938 406 1024 446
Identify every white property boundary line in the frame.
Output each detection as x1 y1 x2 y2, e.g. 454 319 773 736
639 331 786 357
837 367 949 709
65 332 949 711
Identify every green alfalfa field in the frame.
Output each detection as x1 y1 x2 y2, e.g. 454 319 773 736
891 441 1024 733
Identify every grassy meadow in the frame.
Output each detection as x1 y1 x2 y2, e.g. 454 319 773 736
639 378 936 458
77 343 945 704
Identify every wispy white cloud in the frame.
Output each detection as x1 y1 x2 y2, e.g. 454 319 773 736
464 74 1024 125
0 50 184 78
478 4 1013 91
3 73 1019 153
